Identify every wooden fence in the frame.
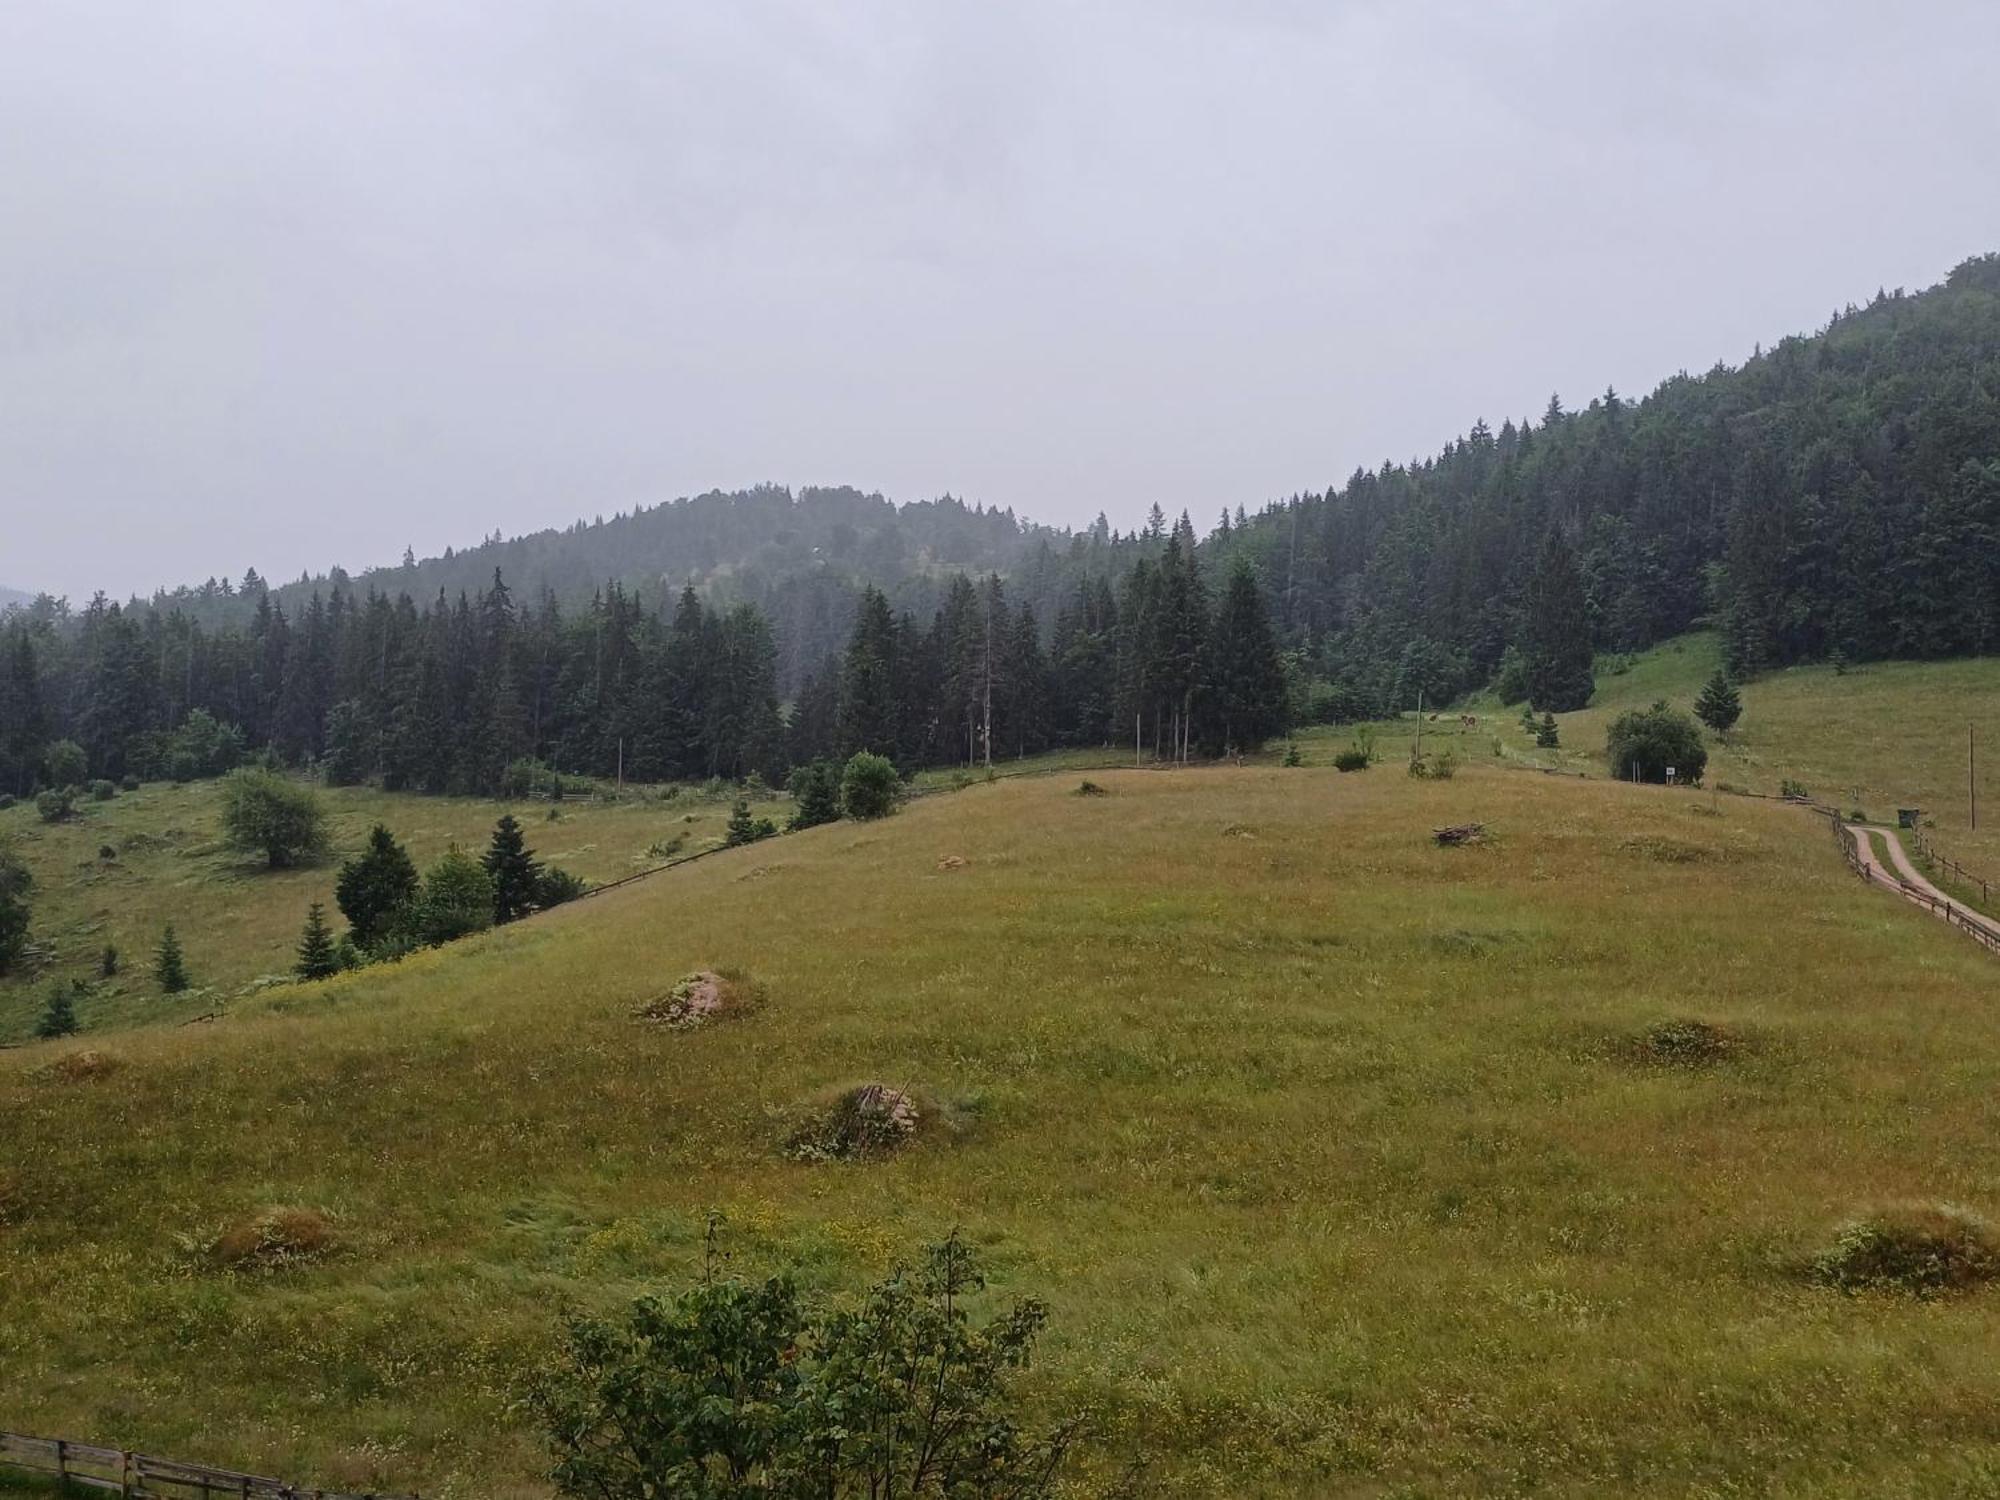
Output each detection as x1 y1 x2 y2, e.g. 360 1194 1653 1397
0 1431 415 1500
1826 813 2000 958
1906 824 1995 908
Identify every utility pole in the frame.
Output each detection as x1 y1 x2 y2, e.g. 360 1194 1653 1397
617 736 624 793
1415 690 1423 760
1972 723 1978 831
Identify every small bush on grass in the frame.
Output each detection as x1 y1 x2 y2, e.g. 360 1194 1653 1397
1074 779 1109 796
118 773 140 792
1606 701 1707 785
88 778 115 801
840 752 900 821
724 799 778 847
1333 747 1371 773
0 793 14 810
43 739 87 788
1780 778 1810 800
787 759 843 830
36 1048 122 1084
1407 747 1457 780
219 767 329 868
1810 1204 2000 1296
35 788 76 823
1282 743 1303 767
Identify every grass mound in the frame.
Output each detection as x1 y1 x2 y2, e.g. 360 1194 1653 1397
34 1049 123 1083
1810 1204 2000 1296
634 970 744 1030
211 1206 338 1268
1073 780 1109 797
1631 1018 1739 1068
787 1083 926 1162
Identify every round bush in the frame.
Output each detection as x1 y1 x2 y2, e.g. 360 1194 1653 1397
840 752 899 821
89 779 115 802
1811 1204 2000 1295
1605 700 1707 785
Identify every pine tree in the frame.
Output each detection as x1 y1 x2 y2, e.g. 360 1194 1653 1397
1536 713 1560 748
155 923 189 994
1204 561 1288 755
1522 529 1596 712
482 814 544 925
1694 670 1742 734
337 824 421 948
35 980 80 1039
295 902 339 980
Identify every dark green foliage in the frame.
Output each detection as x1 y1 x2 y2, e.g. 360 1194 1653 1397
723 799 778 848
219 767 328 868
841 751 899 820
533 867 587 909
119 773 139 791
295 902 340 981
415 846 496 946
88 778 115 801
44 738 87 788
1203 561 1289 755
1605 701 1708 785
1333 747 1371 772
1282 743 1302 767
36 788 75 823
322 700 376 786
35 981 81 1039
0 839 31 975
1694 670 1743 733
482 814 544 925
145 710 244 782
99 943 118 979
1493 646 1529 706
155 923 189 994
531 1228 1075 1500
1535 713 1560 749
336 825 420 949
785 760 842 831
1522 530 1595 712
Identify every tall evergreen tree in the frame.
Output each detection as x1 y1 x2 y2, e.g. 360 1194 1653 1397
482 814 544 925
1521 529 1596 712
1204 562 1288 755
36 980 80 1039
295 902 340 980
155 923 189 994
336 824 420 948
1694 670 1743 733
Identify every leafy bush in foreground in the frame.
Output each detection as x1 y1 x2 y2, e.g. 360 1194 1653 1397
532 1228 1077 1500
220 767 329 868
1605 701 1707 785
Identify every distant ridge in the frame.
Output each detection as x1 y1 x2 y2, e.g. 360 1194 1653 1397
0 586 30 610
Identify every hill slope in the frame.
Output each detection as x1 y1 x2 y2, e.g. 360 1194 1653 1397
7 764 2000 1496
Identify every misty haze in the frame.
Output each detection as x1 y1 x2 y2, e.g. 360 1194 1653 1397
4 5 2000 1498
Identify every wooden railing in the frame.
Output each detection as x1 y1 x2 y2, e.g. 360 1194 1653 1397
1906 824 1994 908
0 1431 415 1500
1827 815 2000 959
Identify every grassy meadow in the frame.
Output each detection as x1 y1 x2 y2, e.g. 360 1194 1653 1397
7 755 2000 1496
0 779 791 1044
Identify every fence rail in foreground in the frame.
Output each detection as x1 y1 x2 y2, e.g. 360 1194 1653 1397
0 1431 416 1500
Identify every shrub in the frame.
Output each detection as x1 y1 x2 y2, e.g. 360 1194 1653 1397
99 944 118 979
840 752 899 821
789 1084 924 1162
1605 701 1707 785
1633 1018 1736 1067
337 825 420 949
1811 1204 2000 1296
0 838 30 976
295 902 340 981
35 980 82 1039
155 923 190 993
43 739 87 788
724 799 778 848
1408 747 1457 780
0 793 13 810
1282 743 1303 767
1780 778 1811 800
1333 747 1371 773
1694 670 1742 734
35 788 75 823
414 846 496 946
119 774 140 792
530 1228 1077 1500
1074 779 1110 796
219 767 329 868
534 867 587 909
786 760 843 830
1535 713 1560 749
88 778 115 801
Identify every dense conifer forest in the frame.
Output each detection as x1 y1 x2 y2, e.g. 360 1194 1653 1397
4 254 1997 796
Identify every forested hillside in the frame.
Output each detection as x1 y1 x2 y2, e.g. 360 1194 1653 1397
3 254 1997 797
1208 252 2000 704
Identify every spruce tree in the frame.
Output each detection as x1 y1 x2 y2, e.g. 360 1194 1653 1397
1522 529 1596 712
36 980 80 1039
295 902 339 980
336 824 419 948
1204 561 1288 755
482 814 543 924
1536 713 1560 748
1694 670 1743 734
154 923 189 994
725 799 758 847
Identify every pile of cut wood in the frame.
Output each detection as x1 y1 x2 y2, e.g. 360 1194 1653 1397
1433 822 1486 846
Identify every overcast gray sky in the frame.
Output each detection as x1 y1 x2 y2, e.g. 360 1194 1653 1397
3 1 1997 601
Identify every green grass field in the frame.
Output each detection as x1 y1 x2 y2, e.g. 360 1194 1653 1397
7 739 2000 1496
0 780 792 1044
